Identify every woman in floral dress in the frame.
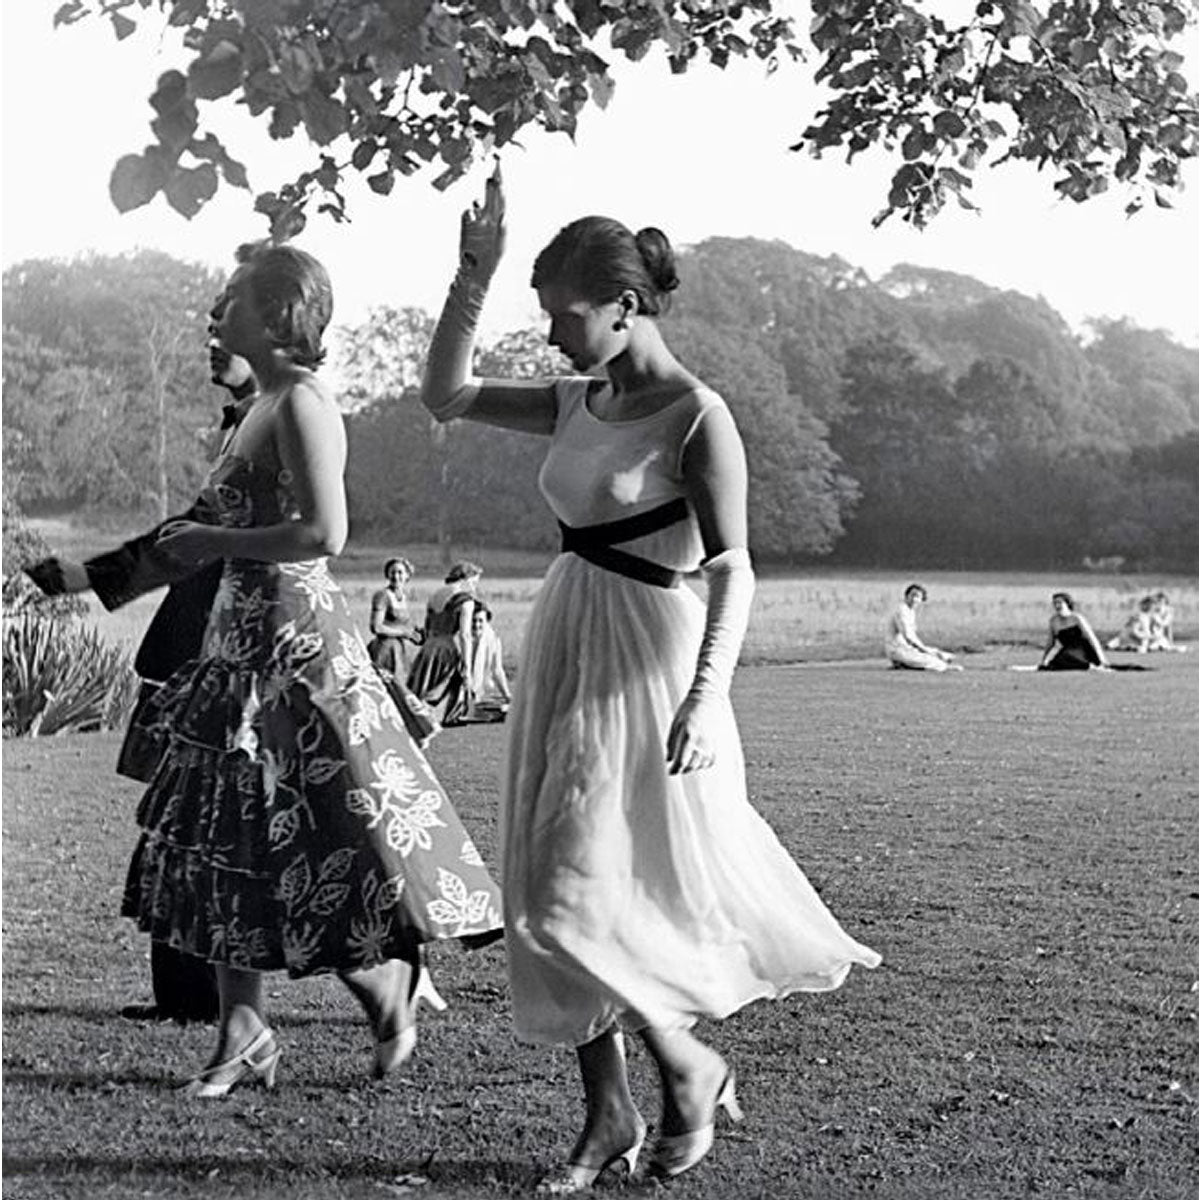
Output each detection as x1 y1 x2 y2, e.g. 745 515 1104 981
122 243 502 1097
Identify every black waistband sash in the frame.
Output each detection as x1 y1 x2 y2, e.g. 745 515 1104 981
559 497 690 589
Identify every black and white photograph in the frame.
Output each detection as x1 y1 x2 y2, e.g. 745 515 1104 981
2 3 1196 1198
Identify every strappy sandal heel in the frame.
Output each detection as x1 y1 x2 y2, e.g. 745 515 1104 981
180 1027 280 1098
647 1072 742 1179
536 1120 647 1194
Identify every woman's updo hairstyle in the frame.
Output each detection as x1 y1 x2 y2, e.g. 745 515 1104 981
235 241 333 368
531 216 680 315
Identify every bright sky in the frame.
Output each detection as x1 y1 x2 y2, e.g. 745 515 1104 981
3 4 1198 350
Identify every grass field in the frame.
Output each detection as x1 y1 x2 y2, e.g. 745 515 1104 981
3 649 1197 1200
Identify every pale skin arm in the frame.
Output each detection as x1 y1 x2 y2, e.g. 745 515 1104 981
156 381 348 565
370 591 412 638
1076 613 1111 667
903 625 937 655
419 164 559 437
665 405 751 776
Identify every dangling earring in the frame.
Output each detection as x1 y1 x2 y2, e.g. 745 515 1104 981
612 318 628 332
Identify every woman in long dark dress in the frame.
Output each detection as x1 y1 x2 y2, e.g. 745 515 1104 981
123 243 502 1097
406 561 481 725
1038 592 1111 670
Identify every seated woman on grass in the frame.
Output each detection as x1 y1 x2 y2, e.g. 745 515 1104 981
1038 592 1111 671
1106 595 1155 654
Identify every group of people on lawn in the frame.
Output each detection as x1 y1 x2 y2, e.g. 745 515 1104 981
20 154 1183 1188
886 583 1183 673
24 169 881 1190
366 555 511 730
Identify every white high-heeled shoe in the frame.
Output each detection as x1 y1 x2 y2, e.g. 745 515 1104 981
372 963 449 1079
647 1072 743 1179
180 1027 281 1098
536 1121 647 1195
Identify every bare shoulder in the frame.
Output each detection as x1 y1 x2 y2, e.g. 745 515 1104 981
280 373 339 417
681 385 742 444
276 374 344 437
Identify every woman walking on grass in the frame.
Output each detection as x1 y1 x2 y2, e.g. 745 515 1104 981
122 241 502 1097
420 167 881 1190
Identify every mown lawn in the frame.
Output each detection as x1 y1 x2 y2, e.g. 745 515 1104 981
3 650 1197 1200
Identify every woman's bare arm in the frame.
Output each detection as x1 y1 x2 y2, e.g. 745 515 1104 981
419 165 558 436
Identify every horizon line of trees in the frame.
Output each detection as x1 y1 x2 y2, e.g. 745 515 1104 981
3 241 1196 572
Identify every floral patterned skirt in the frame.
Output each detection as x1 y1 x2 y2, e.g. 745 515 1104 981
121 558 503 977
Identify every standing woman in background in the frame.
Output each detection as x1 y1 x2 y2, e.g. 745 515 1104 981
406 560 482 725
123 242 502 1097
367 556 440 746
419 169 880 1189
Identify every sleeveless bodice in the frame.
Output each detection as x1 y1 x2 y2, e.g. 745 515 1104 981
201 451 300 531
538 378 724 572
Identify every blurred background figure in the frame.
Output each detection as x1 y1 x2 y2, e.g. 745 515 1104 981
1107 591 1187 654
885 584 962 672
20 331 259 1025
1038 591 1111 670
407 560 483 726
1106 595 1156 653
460 601 511 723
1148 591 1184 651
368 557 423 679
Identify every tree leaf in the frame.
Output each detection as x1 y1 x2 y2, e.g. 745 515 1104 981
163 162 219 218
188 40 243 101
933 111 966 139
279 43 315 95
300 91 349 145
109 152 167 212
110 12 137 40
53 2 87 28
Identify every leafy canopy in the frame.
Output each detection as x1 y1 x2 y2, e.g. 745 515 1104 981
55 0 1197 234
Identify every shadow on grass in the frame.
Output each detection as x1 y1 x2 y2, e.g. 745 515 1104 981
2 1001 363 1029
1 1151 541 1192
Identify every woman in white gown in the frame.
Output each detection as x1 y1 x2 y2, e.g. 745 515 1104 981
420 168 880 1189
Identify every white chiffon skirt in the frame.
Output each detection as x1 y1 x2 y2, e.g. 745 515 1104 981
501 554 881 1046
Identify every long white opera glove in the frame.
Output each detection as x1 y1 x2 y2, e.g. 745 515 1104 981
421 268 488 423
687 547 755 701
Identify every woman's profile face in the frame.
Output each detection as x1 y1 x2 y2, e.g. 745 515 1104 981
537 282 623 373
215 265 262 359
1052 596 1072 617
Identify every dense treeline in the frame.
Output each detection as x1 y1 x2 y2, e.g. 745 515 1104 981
3 244 1195 570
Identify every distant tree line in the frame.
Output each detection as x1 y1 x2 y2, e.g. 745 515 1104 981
3 243 1196 570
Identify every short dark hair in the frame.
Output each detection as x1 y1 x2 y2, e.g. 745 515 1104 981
384 557 413 578
531 216 680 315
1051 591 1075 610
235 241 332 368
904 583 927 602
446 560 482 584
